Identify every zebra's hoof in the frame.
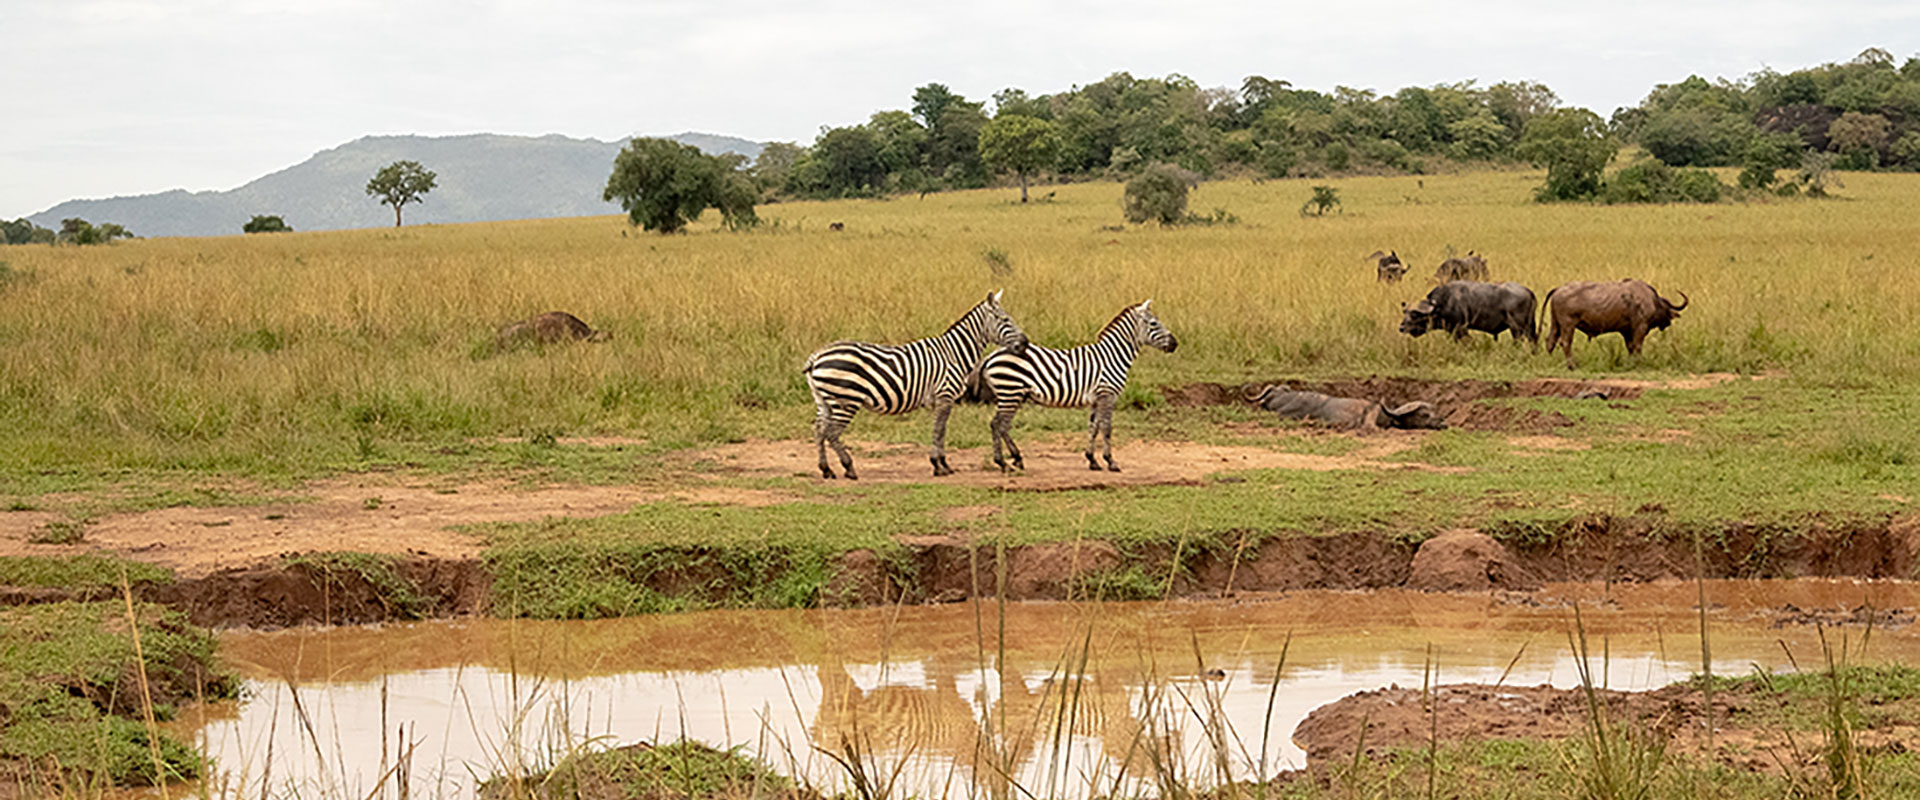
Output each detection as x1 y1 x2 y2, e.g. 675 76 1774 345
1106 463 1122 473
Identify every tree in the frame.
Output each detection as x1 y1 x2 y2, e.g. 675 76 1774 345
602 137 757 233
365 160 437 227
751 142 804 194
243 215 293 233
2 218 55 244
978 114 1060 202
812 126 888 195
55 218 132 245
1826 111 1891 169
1516 108 1616 201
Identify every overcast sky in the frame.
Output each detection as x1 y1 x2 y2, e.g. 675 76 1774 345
4 0 1917 218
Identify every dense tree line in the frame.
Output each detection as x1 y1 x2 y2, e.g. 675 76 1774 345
742 48 1916 204
1618 48 1920 172
753 74 1562 199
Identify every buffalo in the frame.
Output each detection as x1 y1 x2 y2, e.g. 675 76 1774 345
1399 281 1538 346
1244 384 1448 430
1365 250 1407 283
1434 252 1488 282
495 311 610 352
1541 279 1690 369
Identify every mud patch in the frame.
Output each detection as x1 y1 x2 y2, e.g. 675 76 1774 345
692 437 1466 490
1407 530 1539 591
0 480 801 578
1765 603 1916 630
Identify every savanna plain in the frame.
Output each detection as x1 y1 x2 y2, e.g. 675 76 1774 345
4 170 1920 799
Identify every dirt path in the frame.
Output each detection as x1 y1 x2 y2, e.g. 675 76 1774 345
692 435 1467 489
0 478 797 577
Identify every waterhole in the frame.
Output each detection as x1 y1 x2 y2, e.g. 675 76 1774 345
185 580 1920 799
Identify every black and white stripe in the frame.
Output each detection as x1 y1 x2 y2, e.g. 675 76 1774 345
804 290 1028 479
984 300 1178 473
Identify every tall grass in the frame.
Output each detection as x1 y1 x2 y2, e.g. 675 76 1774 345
4 172 1920 474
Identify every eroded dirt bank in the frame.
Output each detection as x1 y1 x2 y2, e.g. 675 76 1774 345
5 512 1914 629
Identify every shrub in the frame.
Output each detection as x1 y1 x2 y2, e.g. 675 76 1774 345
1600 161 1725 204
242 215 292 234
1122 163 1198 225
1300 185 1342 216
1739 132 1804 190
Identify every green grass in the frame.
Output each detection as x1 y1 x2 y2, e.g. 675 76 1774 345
0 602 235 789
0 554 174 589
484 739 800 800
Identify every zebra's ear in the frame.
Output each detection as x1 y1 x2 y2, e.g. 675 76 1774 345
991 289 1004 305
1140 298 1153 311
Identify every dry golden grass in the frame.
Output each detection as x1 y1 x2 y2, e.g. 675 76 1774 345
1 169 1916 474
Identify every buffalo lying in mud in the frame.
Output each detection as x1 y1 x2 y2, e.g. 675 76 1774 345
1365 250 1407 283
1244 384 1448 430
1542 279 1689 369
1434 252 1488 282
495 311 611 351
1400 281 1538 346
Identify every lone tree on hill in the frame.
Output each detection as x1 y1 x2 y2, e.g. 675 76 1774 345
978 114 1060 202
243 215 292 233
603 138 758 234
365 160 437 227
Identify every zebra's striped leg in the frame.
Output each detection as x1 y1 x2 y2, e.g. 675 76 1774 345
813 404 835 479
990 400 1024 473
1084 405 1103 471
929 396 956 476
821 405 859 480
1097 393 1120 472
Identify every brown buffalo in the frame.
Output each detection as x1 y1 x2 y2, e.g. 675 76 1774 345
1434 252 1488 282
1541 280 1689 369
495 311 611 352
1365 250 1407 283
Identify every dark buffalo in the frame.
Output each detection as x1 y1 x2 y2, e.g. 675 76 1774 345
1399 281 1538 346
1434 252 1488 282
1365 250 1407 283
1243 385 1448 430
1542 279 1690 369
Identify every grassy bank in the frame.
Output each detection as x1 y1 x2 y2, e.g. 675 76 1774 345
0 600 236 793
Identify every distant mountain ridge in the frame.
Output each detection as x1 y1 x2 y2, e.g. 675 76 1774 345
27 132 764 238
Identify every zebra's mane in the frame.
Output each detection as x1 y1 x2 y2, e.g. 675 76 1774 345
1097 304 1140 339
942 296 992 337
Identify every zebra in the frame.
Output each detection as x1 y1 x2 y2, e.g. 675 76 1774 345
804 290 1028 480
983 300 1178 473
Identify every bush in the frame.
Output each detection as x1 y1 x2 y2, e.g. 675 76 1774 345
242 215 292 234
1600 161 1725 204
1122 163 1198 225
1321 142 1351 171
1300 185 1341 216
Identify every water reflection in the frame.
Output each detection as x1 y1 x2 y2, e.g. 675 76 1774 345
190 582 1920 800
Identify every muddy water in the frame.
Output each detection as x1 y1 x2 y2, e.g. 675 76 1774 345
188 581 1920 800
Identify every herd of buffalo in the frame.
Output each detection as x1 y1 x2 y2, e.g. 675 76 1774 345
1372 250 1690 369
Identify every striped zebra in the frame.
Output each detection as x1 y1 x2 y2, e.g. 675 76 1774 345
984 300 1178 473
804 290 1028 480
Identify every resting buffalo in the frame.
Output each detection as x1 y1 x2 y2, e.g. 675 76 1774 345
1365 250 1407 283
1399 281 1538 346
1542 280 1690 369
1244 385 1448 430
1434 252 1488 282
